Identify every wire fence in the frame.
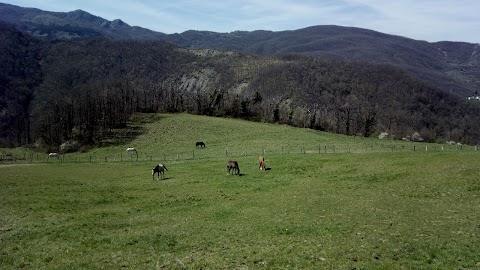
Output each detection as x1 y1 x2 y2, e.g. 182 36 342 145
1 143 478 164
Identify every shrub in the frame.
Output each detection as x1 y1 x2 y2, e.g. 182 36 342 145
60 140 80 153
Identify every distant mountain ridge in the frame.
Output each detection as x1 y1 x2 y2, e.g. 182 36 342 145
0 2 479 96
0 3 166 40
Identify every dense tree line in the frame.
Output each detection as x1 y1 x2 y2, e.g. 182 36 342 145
1 22 479 150
242 55 480 144
0 22 43 146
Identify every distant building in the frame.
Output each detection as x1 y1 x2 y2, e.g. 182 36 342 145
467 91 480 101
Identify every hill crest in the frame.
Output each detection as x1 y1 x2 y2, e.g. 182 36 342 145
0 3 166 40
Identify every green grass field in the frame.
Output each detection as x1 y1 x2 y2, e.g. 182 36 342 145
1 114 479 269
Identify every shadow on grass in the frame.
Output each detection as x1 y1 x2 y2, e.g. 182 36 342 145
97 114 165 147
226 173 245 177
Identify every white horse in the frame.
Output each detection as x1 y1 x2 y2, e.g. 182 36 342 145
152 164 168 180
126 147 137 153
126 147 138 159
48 153 59 159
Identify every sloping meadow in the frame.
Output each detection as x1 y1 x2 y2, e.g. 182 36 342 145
1 114 479 269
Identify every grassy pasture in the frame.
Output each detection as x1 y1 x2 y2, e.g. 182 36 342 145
3 113 471 163
1 114 479 269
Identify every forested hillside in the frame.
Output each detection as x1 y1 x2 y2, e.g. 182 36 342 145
2 3 479 99
166 26 480 97
1 21 480 150
0 22 43 146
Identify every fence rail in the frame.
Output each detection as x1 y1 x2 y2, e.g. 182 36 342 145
1 143 478 164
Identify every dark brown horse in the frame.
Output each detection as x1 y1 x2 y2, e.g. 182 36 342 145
258 156 266 171
196 141 206 148
227 160 240 175
152 164 168 180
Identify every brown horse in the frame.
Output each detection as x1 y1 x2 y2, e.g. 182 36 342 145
152 164 168 180
227 160 240 175
258 156 266 171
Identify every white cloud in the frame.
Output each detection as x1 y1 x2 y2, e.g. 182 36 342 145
343 0 480 42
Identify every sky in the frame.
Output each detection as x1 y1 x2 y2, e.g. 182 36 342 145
2 0 480 43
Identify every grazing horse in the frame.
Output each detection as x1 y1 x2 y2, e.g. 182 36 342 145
48 153 59 159
258 156 266 171
126 147 138 159
196 141 206 148
126 147 137 154
227 160 240 175
152 164 168 180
